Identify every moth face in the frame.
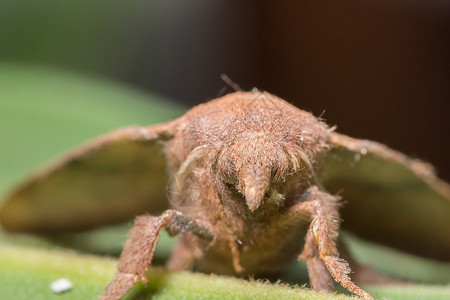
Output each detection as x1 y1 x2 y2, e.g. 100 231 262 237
217 142 301 212
221 167 278 211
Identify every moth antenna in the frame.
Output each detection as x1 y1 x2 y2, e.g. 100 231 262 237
220 74 243 92
173 146 207 193
216 86 228 98
295 148 323 189
317 109 327 121
328 125 338 133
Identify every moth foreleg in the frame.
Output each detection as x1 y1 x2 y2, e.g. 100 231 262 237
295 186 373 300
100 210 214 300
301 236 334 292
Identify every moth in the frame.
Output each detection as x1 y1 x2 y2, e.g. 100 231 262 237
1 91 450 300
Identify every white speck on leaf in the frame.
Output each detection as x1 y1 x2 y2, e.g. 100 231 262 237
50 278 73 294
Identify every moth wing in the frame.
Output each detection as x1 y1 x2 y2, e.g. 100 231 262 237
0 125 175 233
320 133 450 261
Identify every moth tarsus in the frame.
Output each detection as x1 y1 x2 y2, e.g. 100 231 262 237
2 91 450 300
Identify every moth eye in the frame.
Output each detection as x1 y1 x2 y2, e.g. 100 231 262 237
223 175 241 197
223 174 238 185
271 175 285 183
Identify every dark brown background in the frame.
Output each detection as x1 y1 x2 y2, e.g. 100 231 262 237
1 1 449 180
127 1 450 182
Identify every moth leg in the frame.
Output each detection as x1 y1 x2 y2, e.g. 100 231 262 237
195 168 243 273
300 234 334 292
294 186 373 300
100 210 214 300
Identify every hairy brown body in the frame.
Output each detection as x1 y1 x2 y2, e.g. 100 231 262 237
2 91 450 300
165 94 327 275
98 92 371 299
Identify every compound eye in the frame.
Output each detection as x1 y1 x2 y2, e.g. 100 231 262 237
221 159 237 185
271 175 285 183
223 174 238 185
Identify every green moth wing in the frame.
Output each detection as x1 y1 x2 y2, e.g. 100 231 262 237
321 133 450 261
0 125 174 233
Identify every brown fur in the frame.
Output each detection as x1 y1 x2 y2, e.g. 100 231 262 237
3 90 449 298
100 91 372 299
3 90 449 299
0 91 450 299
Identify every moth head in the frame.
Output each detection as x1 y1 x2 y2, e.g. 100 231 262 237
177 91 329 211
218 141 315 212
173 141 318 212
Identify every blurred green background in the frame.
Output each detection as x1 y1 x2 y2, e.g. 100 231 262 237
0 1 449 299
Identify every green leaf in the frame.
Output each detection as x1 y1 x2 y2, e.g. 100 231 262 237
0 243 356 300
0 244 114 299
2 243 450 300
